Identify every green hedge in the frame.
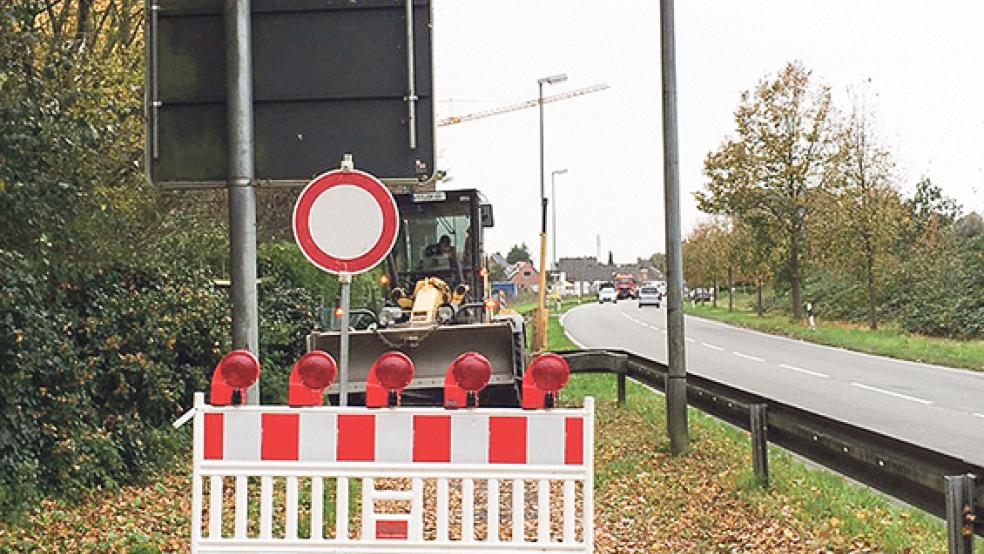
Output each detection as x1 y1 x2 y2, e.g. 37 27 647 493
0 245 329 516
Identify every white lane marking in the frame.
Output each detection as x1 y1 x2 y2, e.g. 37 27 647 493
850 382 934 405
700 342 724 352
733 351 764 362
778 363 829 379
685 337 696 343
973 413 984 420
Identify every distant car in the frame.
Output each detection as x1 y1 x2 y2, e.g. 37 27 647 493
598 283 618 304
690 288 713 304
638 286 662 308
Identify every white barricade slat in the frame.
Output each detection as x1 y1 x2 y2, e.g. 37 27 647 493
563 479 575 543
437 478 449 541
487 479 499 543
285 476 298 539
512 479 523 543
234 476 247 538
208 476 222 538
311 477 324 540
336 476 349 540
538 478 550 542
361 477 374 540
411 477 424 541
462 478 475 542
259 476 273 539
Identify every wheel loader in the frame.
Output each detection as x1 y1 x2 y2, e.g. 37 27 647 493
307 189 526 406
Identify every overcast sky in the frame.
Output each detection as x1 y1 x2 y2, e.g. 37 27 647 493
430 0 984 264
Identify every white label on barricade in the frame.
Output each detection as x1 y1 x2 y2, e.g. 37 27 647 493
188 393 595 553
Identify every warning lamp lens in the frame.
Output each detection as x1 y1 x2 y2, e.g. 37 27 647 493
485 298 498 310
296 351 338 390
219 350 260 389
375 352 415 391
380 274 390 286
479 268 489 278
528 353 570 394
451 352 493 393
334 307 345 319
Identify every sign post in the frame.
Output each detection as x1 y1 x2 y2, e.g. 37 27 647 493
292 155 400 405
338 272 352 406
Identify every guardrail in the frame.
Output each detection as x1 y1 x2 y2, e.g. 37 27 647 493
559 349 983 551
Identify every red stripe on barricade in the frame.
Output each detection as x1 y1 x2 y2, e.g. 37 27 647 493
262 414 299 460
375 520 409 540
204 413 224 460
205 414 225 460
413 415 451 462
338 414 375 461
565 417 584 465
488 417 527 464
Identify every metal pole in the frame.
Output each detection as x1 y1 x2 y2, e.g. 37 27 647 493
750 404 769 487
226 0 259 403
945 474 976 554
552 172 557 270
339 273 352 406
536 80 549 352
661 0 689 454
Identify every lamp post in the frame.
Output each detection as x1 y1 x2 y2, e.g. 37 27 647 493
536 73 567 352
551 168 568 269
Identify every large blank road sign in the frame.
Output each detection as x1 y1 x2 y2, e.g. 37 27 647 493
146 0 433 188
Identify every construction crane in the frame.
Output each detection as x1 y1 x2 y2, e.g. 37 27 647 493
437 83 610 127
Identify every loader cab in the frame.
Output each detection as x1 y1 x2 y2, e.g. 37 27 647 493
388 189 492 301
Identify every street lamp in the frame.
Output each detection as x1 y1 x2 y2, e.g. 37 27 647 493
536 73 567 352
551 168 568 269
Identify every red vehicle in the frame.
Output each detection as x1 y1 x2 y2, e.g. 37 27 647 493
614 274 638 300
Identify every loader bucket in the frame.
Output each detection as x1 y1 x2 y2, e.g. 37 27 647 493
307 318 525 406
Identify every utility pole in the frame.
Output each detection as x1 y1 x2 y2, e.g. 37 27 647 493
661 0 689 454
226 0 259 402
536 73 567 352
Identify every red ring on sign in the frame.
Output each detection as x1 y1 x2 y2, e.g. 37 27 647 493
292 170 399 275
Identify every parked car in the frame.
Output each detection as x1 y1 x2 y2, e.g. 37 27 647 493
638 286 662 308
598 283 618 304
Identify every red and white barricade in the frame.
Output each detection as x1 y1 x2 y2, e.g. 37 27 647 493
183 351 594 553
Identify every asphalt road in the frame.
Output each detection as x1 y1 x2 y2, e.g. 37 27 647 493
562 299 984 465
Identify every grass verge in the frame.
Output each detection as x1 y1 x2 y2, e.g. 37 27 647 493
685 299 983 371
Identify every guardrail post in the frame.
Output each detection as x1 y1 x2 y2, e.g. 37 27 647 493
617 372 626 408
946 474 976 554
750 403 769 487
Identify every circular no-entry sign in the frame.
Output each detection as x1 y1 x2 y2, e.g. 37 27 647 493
292 169 399 275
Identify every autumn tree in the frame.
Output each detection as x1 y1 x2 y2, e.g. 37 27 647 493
698 62 834 319
818 99 906 329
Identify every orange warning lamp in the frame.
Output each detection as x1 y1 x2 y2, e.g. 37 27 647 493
288 351 338 407
444 352 493 409
366 352 415 408
522 353 571 409
210 350 260 406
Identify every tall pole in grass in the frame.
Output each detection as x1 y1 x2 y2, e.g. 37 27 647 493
661 0 689 455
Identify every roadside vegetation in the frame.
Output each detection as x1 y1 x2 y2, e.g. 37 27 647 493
684 62 983 349
685 292 984 370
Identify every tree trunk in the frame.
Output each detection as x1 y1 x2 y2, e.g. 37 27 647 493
756 282 763 316
727 265 734 312
866 250 877 330
790 234 803 320
711 277 717 308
